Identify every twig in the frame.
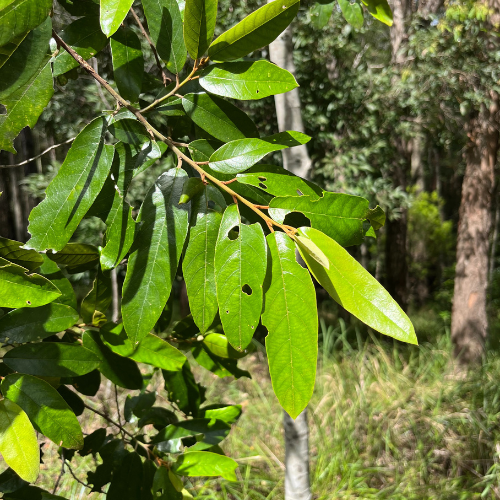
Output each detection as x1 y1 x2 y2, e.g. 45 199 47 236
52 449 65 494
65 460 92 490
0 137 75 168
114 385 124 440
91 57 113 108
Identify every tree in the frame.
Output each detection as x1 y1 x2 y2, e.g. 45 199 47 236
0 0 416 496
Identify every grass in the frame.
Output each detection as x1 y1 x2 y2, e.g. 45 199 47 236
5 315 500 499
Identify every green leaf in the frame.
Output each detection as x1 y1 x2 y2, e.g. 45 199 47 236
101 322 186 371
82 330 143 390
71 370 101 396
52 17 108 77
310 1 335 28
183 0 217 59
109 118 150 145
0 303 78 343
361 0 392 25
214 204 266 350
142 0 186 74
0 56 54 154
0 237 44 271
209 131 311 174
0 467 27 493
3 343 101 377
201 404 242 424
192 344 250 379
261 232 318 418
200 60 298 100
182 93 258 142
58 386 85 417
202 333 252 358
297 227 417 344
81 269 112 325
366 205 386 230
110 26 144 102
4 486 67 499
179 177 205 205
138 407 178 429
208 0 299 61
236 165 322 199
0 32 28 69
100 0 134 37
122 169 190 345
47 244 100 275
1 374 83 449
0 257 61 308
338 0 364 28
173 451 238 481
39 256 77 309
58 0 100 16
0 399 39 483
107 452 143 500
0 0 52 47
152 468 182 500
124 392 155 422
268 192 378 247
0 16 52 101
26 118 114 251
133 141 169 178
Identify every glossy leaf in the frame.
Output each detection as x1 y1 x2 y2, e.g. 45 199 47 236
0 257 61 308
52 17 108 77
0 399 39 483
200 60 298 100
107 452 143 500
0 16 52 101
101 322 186 371
310 1 335 28
163 361 204 417
209 131 311 174
361 0 393 26
81 270 112 325
262 232 318 418
110 26 144 102
208 0 299 61
0 0 52 47
203 333 251 359
122 169 190 345
269 193 381 247
39 256 77 309
338 0 364 28
173 451 238 481
142 0 187 74
214 204 267 350
2 374 83 449
0 303 78 343
183 0 217 59
3 343 101 377
297 227 417 344
0 237 44 271
0 57 54 154
82 330 143 390
46 243 100 272
182 93 259 142
26 118 114 252
100 0 134 37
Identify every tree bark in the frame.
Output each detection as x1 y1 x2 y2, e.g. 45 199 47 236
451 96 499 364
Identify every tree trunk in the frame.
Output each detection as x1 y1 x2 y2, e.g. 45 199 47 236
451 96 499 364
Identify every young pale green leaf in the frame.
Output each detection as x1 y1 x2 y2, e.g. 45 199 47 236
183 191 222 333
200 60 298 100
179 177 205 204
142 0 186 74
338 0 364 28
173 451 238 481
192 344 250 379
183 0 218 59
82 331 143 390
293 235 329 269
106 452 143 500
269 192 377 247
47 243 100 273
110 26 144 102
122 169 190 344
26 118 114 252
0 303 78 344
236 165 323 199
81 269 112 325
214 204 267 350
0 399 39 483
0 16 52 101
0 257 61 308
361 0 392 25
39 256 77 309
203 333 253 359
100 0 134 37
0 0 52 47
310 1 335 28
208 0 299 61
3 343 101 377
209 131 311 174
52 17 108 76
101 322 186 371
1 374 83 449
0 56 54 154
298 227 417 344
0 237 44 271
163 361 204 417
182 93 259 142
262 232 318 419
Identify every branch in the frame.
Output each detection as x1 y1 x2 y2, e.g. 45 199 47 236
64 460 92 490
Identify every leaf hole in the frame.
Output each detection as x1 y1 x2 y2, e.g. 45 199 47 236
258 176 267 181
256 89 259 94
242 284 253 296
296 189 304 196
26 300 31 305
228 226 239 240
259 182 268 190
226 310 229 314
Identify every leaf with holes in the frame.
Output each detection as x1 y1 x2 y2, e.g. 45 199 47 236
200 60 298 100
183 0 218 59
262 232 318 418
214 204 267 350
100 0 135 37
